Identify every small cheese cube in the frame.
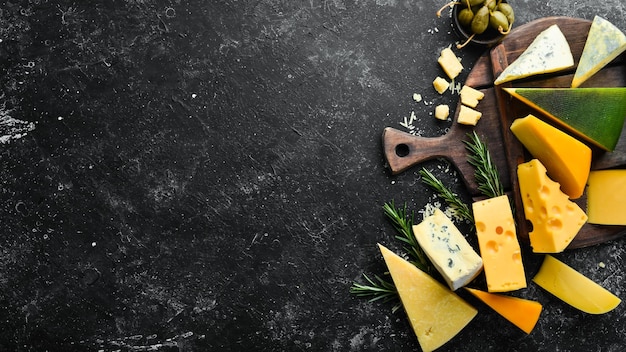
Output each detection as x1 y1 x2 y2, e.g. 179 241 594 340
587 170 626 225
433 77 450 94
413 208 483 291
472 195 527 292
460 85 485 108
438 47 463 80
457 105 482 125
434 104 449 120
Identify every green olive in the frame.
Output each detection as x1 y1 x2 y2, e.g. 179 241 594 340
484 0 496 11
470 6 490 34
489 10 510 32
497 3 515 25
457 8 474 27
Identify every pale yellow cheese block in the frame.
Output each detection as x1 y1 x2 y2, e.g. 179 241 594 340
533 255 621 314
378 244 477 352
587 170 626 225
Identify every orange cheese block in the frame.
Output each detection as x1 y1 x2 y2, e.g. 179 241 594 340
517 159 587 253
510 114 591 199
586 170 626 225
378 244 477 352
533 255 621 314
464 287 542 334
472 195 527 292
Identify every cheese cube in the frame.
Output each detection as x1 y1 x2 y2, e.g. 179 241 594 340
434 104 449 120
587 170 626 225
472 195 527 292
459 85 485 108
433 76 450 94
517 159 587 252
438 47 463 80
413 208 483 291
457 105 482 125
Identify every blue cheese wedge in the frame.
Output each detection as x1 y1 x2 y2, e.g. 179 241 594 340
494 24 574 85
413 208 483 291
571 16 626 88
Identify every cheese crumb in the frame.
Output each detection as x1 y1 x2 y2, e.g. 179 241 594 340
413 93 423 102
599 262 606 268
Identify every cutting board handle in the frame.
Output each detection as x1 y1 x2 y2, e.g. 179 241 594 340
382 126 480 193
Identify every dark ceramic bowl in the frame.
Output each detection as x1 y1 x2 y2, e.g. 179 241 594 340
452 3 511 47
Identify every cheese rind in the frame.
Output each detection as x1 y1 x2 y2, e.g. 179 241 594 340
378 244 477 352
494 24 574 85
517 159 587 253
472 195 527 292
438 47 463 80
587 170 626 225
464 287 542 334
504 87 626 151
510 114 591 199
413 208 483 291
572 16 626 88
532 255 621 314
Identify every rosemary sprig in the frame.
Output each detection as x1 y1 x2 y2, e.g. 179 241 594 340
349 273 401 313
464 131 505 198
382 201 433 274
419 168 473 223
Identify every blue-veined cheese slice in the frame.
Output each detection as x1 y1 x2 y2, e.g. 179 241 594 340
494 24 574 85
571 16 626 88
413 208 483 291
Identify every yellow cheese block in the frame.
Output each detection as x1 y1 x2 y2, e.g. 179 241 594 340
587 170 626 225
510 114 591 199
438 47 463 80
532 255 621 314
572 16 626 88
457 105 482 126
378 244 477 352
472 195 527 292
459 85 485 108
434 104 450 120
517 159 587 253
464 287 542 334
433 76 450 94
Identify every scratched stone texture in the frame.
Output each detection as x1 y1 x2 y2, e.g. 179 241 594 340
0 0 625 351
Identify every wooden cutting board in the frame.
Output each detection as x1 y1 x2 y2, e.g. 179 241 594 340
382 16 626 249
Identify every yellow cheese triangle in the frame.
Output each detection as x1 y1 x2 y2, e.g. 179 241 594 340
378 244 477 352
464 287 542 334
510 114 591 199
494 24 574 85
532 255 621 314
572 16 626 88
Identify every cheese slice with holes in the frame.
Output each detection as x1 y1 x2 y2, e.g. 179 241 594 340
572 16 626 88
517 159 587 253
472 195 527 292
378 244 477 352
494 24 574 85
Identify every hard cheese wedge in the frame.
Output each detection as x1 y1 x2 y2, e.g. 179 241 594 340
517 159 587 253
504 87 626 151
494 24 574 85
510 114 591 199
472 195 527 292
413 208 483 291
572 16 626 88
587 170 626 225
464 287 542 334
378 244 477 352
532 255 621 314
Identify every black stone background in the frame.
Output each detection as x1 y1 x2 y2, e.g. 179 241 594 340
0 1 625 351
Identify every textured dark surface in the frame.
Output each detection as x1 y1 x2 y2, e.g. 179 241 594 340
1 1 625 351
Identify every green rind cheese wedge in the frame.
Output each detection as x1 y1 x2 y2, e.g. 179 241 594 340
572 16 626 88
504 87 626 151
